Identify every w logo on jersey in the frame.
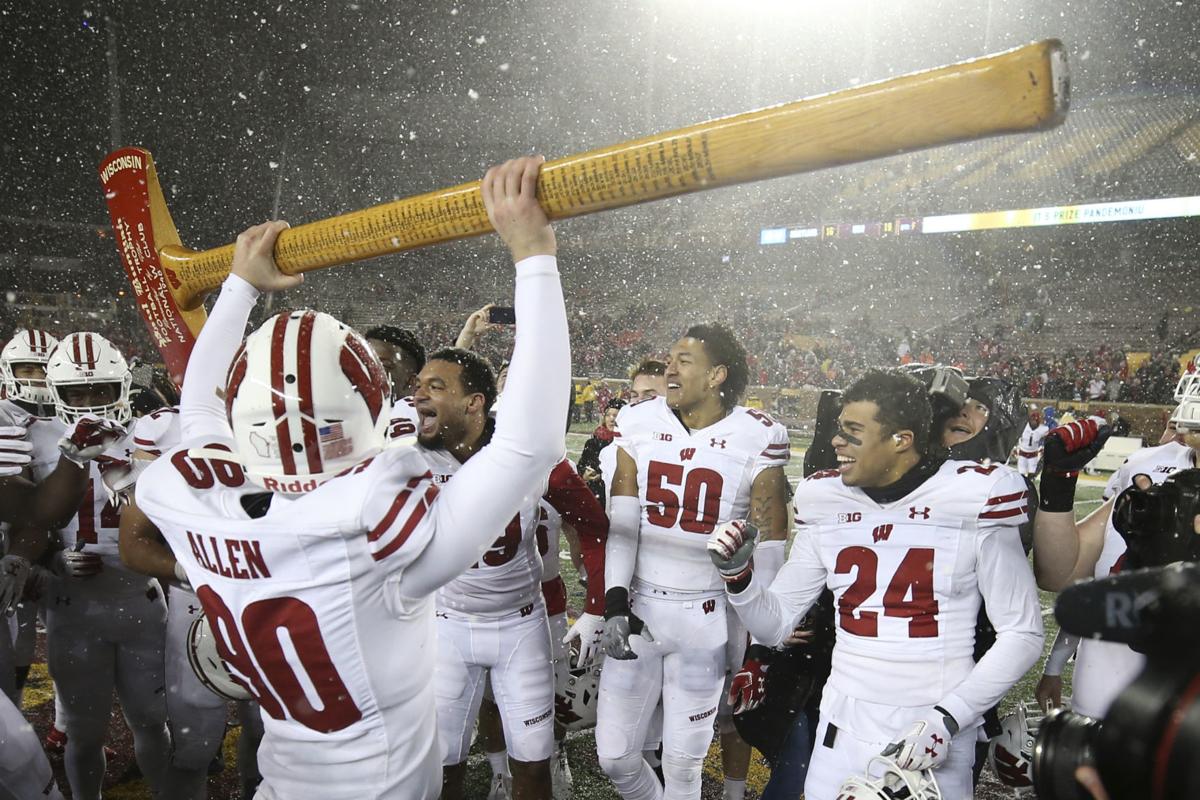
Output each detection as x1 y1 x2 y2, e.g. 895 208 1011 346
909 506 931 520
872 524 893 542
702 599 716 614
680 448 696 461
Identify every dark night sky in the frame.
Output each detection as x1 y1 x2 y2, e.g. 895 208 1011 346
1 0 1198 265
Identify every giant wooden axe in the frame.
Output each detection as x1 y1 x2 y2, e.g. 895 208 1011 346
100 39 1067 383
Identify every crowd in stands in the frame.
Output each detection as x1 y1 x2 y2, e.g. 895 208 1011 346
3 282 1190 408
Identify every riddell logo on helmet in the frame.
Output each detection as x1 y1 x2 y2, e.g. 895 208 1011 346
262 476 319 493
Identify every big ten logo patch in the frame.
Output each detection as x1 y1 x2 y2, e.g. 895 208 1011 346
654 432 673 442
837 512 862 523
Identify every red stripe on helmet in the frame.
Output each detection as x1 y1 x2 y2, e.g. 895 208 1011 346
225 342 249 423
71 334 83 366
270 314 297 475
83 334 97 370
295 311 322 475
339 333 387 423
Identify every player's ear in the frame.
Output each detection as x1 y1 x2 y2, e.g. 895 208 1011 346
465 392 486 415
891 430 914 452
708 363 728 391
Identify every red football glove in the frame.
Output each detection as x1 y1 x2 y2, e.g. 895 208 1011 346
1043 417 1111 477
58 416 127 466
727 645 771 715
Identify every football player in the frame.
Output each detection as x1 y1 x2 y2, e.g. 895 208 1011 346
0 413 65 800
708 370 1043 800
34 332 172 799
119 404 267 800
628 358 668 406
1013 407 1048 477
1032 380 1199 721
366 324 426 400
129 155 568 800
414 345 558 800
596 323 790 800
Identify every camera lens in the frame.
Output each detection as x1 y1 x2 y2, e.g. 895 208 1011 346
1033 708 1099 800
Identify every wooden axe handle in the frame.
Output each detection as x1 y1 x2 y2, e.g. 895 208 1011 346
163 39 1066 309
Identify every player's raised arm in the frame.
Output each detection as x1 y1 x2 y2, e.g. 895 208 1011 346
395 156 570 598
179 220 300 441
1031 417 1112 590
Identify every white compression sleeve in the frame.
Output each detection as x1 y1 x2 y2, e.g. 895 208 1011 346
937 526 1044 728
179 275 260 442
401 255 569 598
604 494 640 592
728 528 826 647
1044 627 1079 677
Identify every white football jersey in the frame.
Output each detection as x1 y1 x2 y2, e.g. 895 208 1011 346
28 417 146 598
137 434 444 798
1074 440 1196 718
1016 423 1048 455
613 398 790 593
384 396 420 446
423 447 544 618
786 460 1032 736
0 399 32 430
131 406 181 455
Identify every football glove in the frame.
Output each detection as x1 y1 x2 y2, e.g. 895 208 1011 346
1043 417 1111 476
706 520 759 584
0 425 32 477
882 706 959 771
728 644 771 715
58 416 127 466
563 612 605 667
51 545 103 578
0 555 32 615
601 587 653 660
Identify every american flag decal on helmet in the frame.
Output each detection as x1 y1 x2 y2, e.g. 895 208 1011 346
319 421 353 460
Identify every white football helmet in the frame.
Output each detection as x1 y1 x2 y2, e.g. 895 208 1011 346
0 328 60 416
1174 354 1200 402
836 756 942 800
225 310 392 492
557 657 603 733
1170 399 1200 434
187 613 253 701
45 332 132 425
988 702 1043 792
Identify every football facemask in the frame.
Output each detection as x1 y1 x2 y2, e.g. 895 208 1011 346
45 332 132 426
0 328 60 416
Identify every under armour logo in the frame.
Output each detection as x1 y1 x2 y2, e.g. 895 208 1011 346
710 438 727 449
872 524 893 543
909 506 931 519
702 599 716 614
187 604 201 615
680 447 696 461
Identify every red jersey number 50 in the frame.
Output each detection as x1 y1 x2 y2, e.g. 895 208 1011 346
646 461 724 534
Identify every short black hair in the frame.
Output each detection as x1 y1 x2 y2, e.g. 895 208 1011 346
606 398 627 413
427 347 497 413
631 358 666 378
365 325 426 371
843 370 932 453
683 323 749 410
